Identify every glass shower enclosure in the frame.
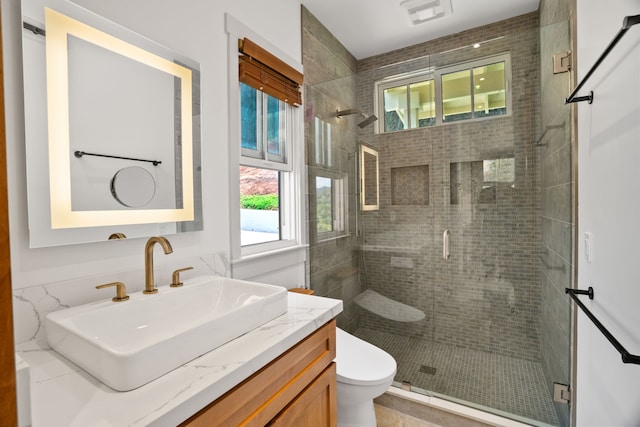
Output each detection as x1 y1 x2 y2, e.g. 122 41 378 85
304 6 574 426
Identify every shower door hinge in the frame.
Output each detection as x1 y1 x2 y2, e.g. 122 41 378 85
553 52 572 74
553 382 571 404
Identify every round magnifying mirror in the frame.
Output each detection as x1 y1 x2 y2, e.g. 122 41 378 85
110 166 156 208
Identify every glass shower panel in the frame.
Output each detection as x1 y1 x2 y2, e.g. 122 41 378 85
538 8 575 427
431 25 571 426
354 57 436 394
359 29 568 426
305 9 573 427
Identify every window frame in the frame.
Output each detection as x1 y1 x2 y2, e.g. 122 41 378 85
377 71 436 132
374 53 512 133
314 171 348 242
310 116 348 242
238 85 297 255
227 16 306 262
240 83 289 167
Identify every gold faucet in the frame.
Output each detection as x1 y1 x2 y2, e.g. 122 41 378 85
96 282 129 302
170 266 193 287
144 236 173 294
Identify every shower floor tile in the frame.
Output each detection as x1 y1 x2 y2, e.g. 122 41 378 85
354 328 559 426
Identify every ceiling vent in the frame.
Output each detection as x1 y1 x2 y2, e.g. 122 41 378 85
400 0 453 25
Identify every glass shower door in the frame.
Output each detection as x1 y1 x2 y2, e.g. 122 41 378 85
426 21 573 425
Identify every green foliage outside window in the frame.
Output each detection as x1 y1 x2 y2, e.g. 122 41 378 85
240 194 279 210
316 185 332 233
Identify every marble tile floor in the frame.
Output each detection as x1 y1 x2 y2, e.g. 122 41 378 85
355 328 559 426
375 404 442 427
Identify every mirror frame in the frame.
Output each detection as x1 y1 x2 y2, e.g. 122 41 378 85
21 0 203 247
45 7 194 228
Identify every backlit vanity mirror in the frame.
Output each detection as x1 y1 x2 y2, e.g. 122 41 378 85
360 145 379 211
21 0 203 247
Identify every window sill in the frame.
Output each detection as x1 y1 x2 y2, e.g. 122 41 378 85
232 242 309 265
231 243 309 286
314 233 351 244
375 112 512 135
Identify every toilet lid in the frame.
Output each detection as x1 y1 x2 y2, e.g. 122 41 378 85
335 328 397 386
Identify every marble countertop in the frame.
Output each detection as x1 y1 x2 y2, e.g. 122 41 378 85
16 292 343 427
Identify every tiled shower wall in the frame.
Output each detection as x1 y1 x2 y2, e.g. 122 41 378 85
538 0 575 425
302 7 361 331
355 13 542 361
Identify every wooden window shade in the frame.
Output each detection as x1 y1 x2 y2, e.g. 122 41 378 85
239 38 303 106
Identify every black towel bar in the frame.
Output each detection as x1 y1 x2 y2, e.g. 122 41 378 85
565 14 640 104
566 287 640 364
74 150 161 166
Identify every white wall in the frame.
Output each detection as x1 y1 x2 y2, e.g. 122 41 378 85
577 1 640 425
2 0 304 344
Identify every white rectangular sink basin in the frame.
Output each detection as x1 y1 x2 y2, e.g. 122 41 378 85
45 275 287 391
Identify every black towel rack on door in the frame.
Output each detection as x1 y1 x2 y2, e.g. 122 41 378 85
565 14 640 104
565 287 640 364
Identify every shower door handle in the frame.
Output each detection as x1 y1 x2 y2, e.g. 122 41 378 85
443 229 450 260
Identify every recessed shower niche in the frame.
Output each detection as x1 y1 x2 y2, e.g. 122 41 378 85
391 165 429 206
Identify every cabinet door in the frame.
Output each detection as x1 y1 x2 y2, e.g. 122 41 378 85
181 320 336 427
269 363 337 427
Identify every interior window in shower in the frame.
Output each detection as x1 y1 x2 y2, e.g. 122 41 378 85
442 69 472 122
315 174 346 239
473 62 507 118
483 157 514 183
383 85 408 132
381 77 435 132
442 61 507 122
450 157 515 205
375 53 510 131
313 117 333 167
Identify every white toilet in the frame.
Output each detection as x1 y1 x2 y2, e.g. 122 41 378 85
335 328 397 426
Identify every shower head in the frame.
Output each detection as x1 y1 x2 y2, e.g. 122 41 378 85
335 108 378 128
336 108 362 118
358 114 378 128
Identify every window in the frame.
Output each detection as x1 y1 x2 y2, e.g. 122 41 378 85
312 117 348 241
483 158 515 184
315 174 346 239
382 77 435 132
236 38 303 250
240 166 281 246
314 117 333 167
240 83 286 163
239 83 294 247
376 53 510 132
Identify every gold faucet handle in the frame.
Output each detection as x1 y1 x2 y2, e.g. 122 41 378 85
170 267 194 287
96 281 130 302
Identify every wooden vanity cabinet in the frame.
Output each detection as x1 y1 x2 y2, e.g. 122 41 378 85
181 319 337 426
